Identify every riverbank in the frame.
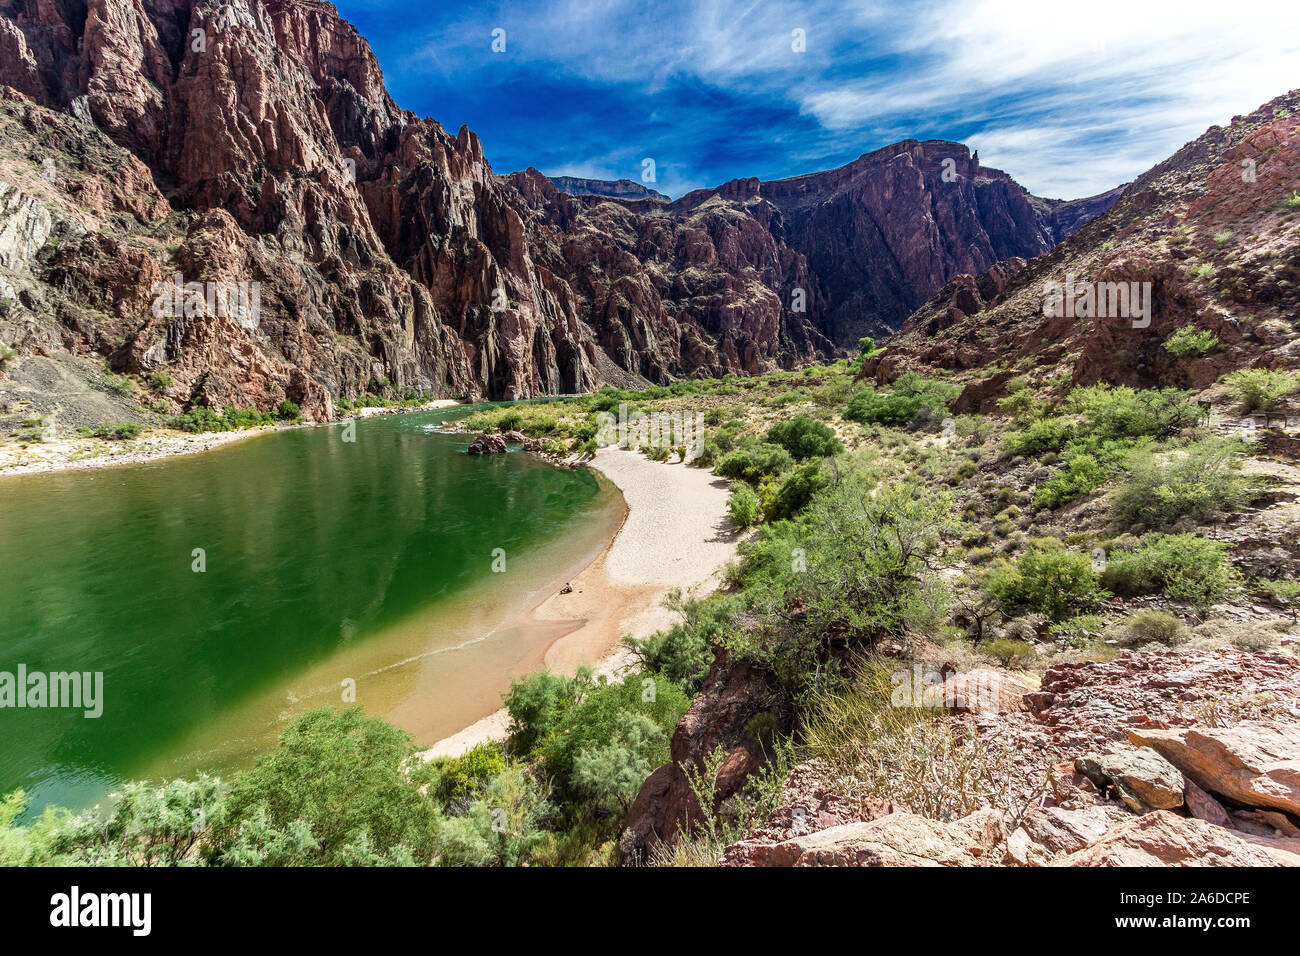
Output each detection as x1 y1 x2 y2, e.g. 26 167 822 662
423 444 741 759
0 399 463 477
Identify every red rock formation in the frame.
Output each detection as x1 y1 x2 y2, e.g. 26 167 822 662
619 648 785 862
0 0 1116 415
880 89 1300 405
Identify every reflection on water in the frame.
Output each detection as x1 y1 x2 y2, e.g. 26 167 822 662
0 408 622 813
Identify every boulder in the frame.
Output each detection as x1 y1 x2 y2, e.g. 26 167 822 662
1183 778 1234 828
935 667 1035 714
1052 811 1283 867
720 809 1007 867
466 434 508 455
620 650 785 863
1128 722 1300 817
1075 748 1184 813
1005 805 1124 866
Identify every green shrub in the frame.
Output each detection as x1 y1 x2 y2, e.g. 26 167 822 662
1258 578 1300 619
214 708 439 866
1063 385 1198 440
844 373 959 427
1163 327 1220 358
503 670 592 757
431 766 552 866
1034 451 1112 508
1221 368 1300 413
760 462 827 521
984 638 1035 667
997 387 1045 425
1118 610 1186 647
424 743 507 806
624 592 731 694
275 399 302 422
1110 438 1255 527
727 482 761 528
1099 534 1239 610
986 547 1107 621
1048 614 1108 645
766 415 843 460
735 480 957 685
1006 416 1074 455
537 673 690 810
716 442 794 485
83 422 142 441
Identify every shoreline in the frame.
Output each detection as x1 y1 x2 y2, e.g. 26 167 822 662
0 398 463 478
422 445 741 759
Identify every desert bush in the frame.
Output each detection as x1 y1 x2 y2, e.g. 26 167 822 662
83 422 142 441
1117 610 1187 647
986 547 1107 621
844 373 959 426
1099 533 1239 610
624 591 732 695
716 442 794 485
431 766 551 866
213 707 439 866
535 673 690 809
1257 578 1300 620
1005 416 1074 455
759 462 827 521
424 743 507 807
1163 327 1220 358
804 658 1028 821
727 482 761 528
766 415 842 460
1048 614 1109 646
984 637 1036 667
1110 438 1255 527
1063 385 1199 440
1221 368 1300 413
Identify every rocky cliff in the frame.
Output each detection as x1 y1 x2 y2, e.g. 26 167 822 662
870 90 1300 409
0 0 1115 423
548 176 668 202
686 145 1124 346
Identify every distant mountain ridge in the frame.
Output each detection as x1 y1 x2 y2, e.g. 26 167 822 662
867 88 1300 411
548 176 668 201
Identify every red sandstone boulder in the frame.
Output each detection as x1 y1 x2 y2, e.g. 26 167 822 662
1052 811 1286 867
1128 722 1300 817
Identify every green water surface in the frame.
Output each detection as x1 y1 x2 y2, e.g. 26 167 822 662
0 407 617 812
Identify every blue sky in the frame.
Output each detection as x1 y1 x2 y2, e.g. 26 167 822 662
337 0 1300 200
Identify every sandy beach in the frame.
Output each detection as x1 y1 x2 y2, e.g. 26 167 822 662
0 399 463 478
422 445 740 759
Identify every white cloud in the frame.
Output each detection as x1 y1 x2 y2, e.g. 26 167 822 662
386 0 1300 197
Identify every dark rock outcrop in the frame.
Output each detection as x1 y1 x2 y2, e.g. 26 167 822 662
466 433 507 455
620 649 785 862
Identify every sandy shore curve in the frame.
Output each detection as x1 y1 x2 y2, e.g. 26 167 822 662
422 445 740 759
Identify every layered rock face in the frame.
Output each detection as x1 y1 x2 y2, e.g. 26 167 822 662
548 176 668 201
0 0 1116 419
708 144 1124 346
0 0 622 418
506 169 836 382
872 90 1300 408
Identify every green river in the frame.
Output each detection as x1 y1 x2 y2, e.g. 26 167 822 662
0 406 623 813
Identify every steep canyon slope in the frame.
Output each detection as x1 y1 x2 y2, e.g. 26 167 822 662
0 0 1115 424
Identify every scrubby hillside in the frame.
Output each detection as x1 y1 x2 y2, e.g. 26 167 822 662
871 89 1300 412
